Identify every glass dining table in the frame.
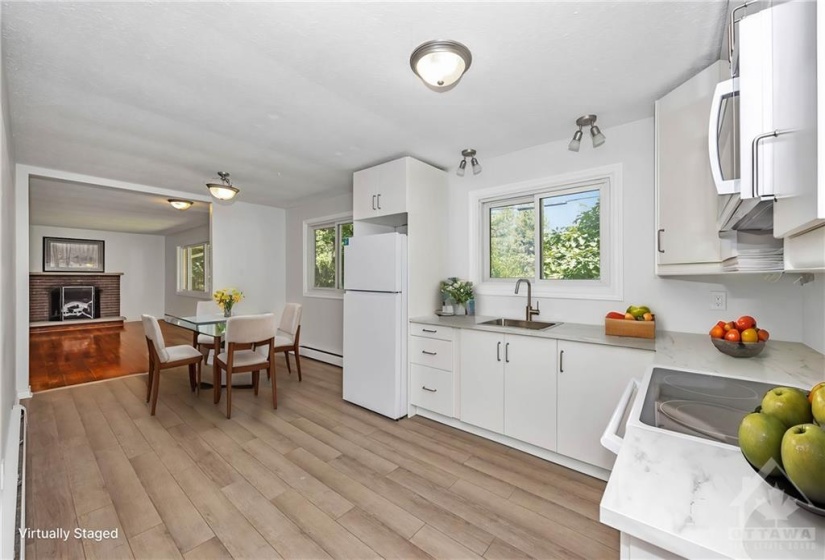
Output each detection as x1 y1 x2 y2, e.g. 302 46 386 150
164 313 232 404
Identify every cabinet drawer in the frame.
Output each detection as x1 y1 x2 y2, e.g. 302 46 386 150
410 323 454 341
410 364 454 417
410 337 452 370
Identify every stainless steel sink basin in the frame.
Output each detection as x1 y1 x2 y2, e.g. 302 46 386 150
479 318 559 330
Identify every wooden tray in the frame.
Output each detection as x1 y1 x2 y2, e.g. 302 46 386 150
605 318 655 339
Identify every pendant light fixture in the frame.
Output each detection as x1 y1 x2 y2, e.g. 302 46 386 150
568 115 606 151
206 171 239 201
410 40 472 92
168 199 194 211
456 149 482 176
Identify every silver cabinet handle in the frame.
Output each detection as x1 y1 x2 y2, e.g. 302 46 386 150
496 341 501 362
422 386 437 392
657 229 665 253
422 328 437 333
728 1 756 67
560 349 565 373
752 130 788 200
505 342 510 363
421 350 437 356
376 193 382 210
371 195 376 210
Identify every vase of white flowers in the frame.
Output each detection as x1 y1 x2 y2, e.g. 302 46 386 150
440 277 474 316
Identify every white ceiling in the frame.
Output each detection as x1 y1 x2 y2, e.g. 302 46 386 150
3 1 728 208
29 177 210 235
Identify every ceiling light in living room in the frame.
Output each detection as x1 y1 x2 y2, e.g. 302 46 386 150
206 171 239 201
410 40 472 92
168 199 194 211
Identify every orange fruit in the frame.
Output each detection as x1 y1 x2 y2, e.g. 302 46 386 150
741 328 759 343
725 329 741 342
724 321 736 332
757 329 770 342
709 325 725 339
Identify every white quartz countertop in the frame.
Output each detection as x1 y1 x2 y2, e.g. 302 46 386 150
411 315 825 558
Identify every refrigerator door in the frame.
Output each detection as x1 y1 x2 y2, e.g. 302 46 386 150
343 291 405 419
344 233 406 293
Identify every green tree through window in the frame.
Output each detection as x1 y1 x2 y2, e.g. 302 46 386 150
312 220 353 290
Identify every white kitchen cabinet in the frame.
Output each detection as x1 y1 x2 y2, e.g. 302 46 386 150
352 158 408 220
655 61 728 273
409 325 456 418
556 341 653 470
459 329 504 433
503 335 558 450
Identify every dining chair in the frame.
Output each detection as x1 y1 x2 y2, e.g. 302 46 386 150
274 303 303 382
195 300 222 379
142 314 204 415
215 313 277 419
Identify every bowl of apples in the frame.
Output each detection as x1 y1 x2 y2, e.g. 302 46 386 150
709 315 769 358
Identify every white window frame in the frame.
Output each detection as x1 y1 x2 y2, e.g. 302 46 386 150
303 212 353 299
176 241 211 297
469 164 623 301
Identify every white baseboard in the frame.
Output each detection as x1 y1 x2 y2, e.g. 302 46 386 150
299 347 343 367
16 387 31 401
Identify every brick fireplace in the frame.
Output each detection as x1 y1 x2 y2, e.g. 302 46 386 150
29 272 122 323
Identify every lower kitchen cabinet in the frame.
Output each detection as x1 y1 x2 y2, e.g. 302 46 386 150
459 330 505 433
503 335 557 450
556 340 654 470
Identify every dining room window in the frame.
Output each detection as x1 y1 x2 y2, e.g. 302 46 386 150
305 214 353 296
177 242 210 295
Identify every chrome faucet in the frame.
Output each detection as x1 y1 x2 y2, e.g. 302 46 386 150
514 279 540 322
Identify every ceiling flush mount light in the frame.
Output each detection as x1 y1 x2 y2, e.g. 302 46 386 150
568 115 606 151
410 40 472 92
206 171 239 201
168 199 193 211
456 149 482 176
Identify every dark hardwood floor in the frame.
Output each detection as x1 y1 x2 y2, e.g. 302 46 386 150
29 321 192 392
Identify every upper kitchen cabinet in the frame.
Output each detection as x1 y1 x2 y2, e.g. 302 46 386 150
353 157 421 220
655 61 729 274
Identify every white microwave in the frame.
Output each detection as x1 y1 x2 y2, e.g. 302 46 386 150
708 76 741 196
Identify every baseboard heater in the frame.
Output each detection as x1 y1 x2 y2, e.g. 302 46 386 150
2 405 27 560
299 346 343 367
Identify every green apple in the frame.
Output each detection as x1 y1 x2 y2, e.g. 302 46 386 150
812 389 825 426
739 412 786 476
781 424 825 505
761 387 813 428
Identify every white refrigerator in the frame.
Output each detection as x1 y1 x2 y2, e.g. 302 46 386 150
342 232 408 419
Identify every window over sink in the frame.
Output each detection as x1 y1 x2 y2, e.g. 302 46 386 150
304 213 353 298
473 165 622 300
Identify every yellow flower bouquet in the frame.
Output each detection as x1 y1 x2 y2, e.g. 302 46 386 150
213 288 244 317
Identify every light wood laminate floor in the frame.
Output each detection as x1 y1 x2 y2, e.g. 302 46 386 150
23 356 618 559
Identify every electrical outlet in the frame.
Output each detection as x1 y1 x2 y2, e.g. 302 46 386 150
710 291 727 311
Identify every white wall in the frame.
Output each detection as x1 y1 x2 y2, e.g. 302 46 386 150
211 201 286 318
164 224 210 318
802 274 825 354
449 117 814 344
29 226 165 320
285 192 352 358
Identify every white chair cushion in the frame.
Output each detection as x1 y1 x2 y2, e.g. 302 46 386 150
225 314 277 344
164 345 203 363
217 349 269 369
279 304 302 336
142 314 169 362
275 334 294 348
197 333 215 345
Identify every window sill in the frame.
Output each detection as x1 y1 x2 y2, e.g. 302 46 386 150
474 281 622 301
176 290 211 299
303 289 344 300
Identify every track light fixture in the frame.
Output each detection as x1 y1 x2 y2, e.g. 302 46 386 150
568 115 606 152
456 149 482 176
206 171 239 201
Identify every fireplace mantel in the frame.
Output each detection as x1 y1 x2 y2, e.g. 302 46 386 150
29 273 122 323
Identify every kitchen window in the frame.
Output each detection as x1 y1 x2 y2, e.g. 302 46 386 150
474 167 622 300
305 214 353 297
177 242 210 296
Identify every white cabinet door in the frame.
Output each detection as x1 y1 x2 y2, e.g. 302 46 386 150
655 61 727 267
770 0 821 237
503 335 557 451
556 341 653 470
459 330 505 433
353 166 378 220
374 158 408 218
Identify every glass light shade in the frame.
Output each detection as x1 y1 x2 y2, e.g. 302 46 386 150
410 40 472 91
207 184 239 201
168 199 193 211
471 157 482 175
591 126 606 148
568 129 583 152
456 159 467 177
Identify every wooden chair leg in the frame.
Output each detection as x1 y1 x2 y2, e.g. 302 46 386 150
253 371 260 396
188 363 197 392
150 364 162 416
195 359 201 396
294 346 302 382
270 361 277 409
285 351 292 374
225 373 233 419
146 365 153 403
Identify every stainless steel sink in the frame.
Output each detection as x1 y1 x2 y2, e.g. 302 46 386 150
479 318 559 330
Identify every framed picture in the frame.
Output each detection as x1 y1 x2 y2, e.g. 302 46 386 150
43 237 105 273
